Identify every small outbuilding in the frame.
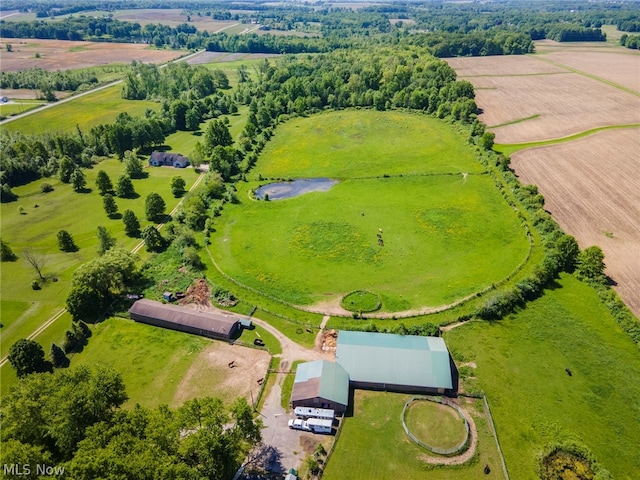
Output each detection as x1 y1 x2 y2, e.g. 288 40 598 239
149 151 189 168
129 299 239 341
336 330 458 396
291 360 349 414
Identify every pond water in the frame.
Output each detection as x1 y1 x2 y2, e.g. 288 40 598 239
254 178 338 200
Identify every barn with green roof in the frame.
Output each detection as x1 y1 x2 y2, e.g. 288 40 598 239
335 330 457 396
290 360 349 414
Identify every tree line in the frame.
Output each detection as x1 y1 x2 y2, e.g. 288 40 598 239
1 365 262 479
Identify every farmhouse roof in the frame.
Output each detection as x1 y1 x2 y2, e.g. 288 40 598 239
292 360 349 407
149 151 188 162
129 299 238 337
336 331 453 390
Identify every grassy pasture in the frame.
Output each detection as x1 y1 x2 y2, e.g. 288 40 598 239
0 159 199 391
323 391 505 480
254 110 484 179
444 274 640 479
212 110 529 311
1 84 158 134
0 101 45 117
214 176 529 310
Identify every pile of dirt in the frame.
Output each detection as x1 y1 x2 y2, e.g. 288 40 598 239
178 279 212 307
322 329 338 351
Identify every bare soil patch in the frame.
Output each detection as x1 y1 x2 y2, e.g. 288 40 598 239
511 129 640 316
539 49 640 92
448 45 640 144
470 72 639 143
173 340 270 406
446 55 565 77
0 38 182 72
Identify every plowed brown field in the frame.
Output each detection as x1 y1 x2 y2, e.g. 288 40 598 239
448 41 640 317
0 38 182 72
446 42 640 144
512 129 640 315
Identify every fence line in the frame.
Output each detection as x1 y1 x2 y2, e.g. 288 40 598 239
483 394 510 480
320 414 346 478
401 396 469 456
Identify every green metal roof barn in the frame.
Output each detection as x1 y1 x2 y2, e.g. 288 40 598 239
291 360 349 414
336 331 455 394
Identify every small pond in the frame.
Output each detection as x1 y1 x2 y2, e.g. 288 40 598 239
254 178 338 200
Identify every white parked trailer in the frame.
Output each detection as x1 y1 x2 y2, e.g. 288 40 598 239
294 406 335 420
306 418 333 434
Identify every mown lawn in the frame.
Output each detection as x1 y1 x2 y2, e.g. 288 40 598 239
1 84 158 134
323 391 505 480
0 159 199 392
69 317 210 408
213 174 529 310
444 273 640 479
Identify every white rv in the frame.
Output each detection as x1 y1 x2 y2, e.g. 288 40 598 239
294 407 335 420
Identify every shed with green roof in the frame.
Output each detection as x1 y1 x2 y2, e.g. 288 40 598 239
291 360 349 414
336 330 457 396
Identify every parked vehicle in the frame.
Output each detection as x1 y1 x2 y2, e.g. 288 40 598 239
254 339 265 346
288 419 311 431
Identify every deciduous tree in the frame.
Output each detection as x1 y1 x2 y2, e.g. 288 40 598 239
171 176 186 197
8 339 48 377
145 192 166 221
115 174 135 198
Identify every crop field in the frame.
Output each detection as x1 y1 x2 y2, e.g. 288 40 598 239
0 159 199 388
211 111 530 313
323 390 505 480
511 129 640 316
444 274 640 479
446 42 640 144
0 38 182 72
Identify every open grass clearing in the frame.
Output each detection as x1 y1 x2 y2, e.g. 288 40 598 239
254 110 484 179
323 391 505 480
213 174 529 311
444 274 640 479
68 316 269 408
1 84 160 134
0 37 182 72
510 129 640 317
405 400 468 451
0 101 46 117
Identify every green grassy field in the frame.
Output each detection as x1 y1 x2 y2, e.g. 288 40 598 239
1 84 158 134
70 317 209 408
405 400 468 451
323 390 505 480
0 101 46 117
254 110 484 179
444 274 640 479
211 111 530 311
0 159 200 392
